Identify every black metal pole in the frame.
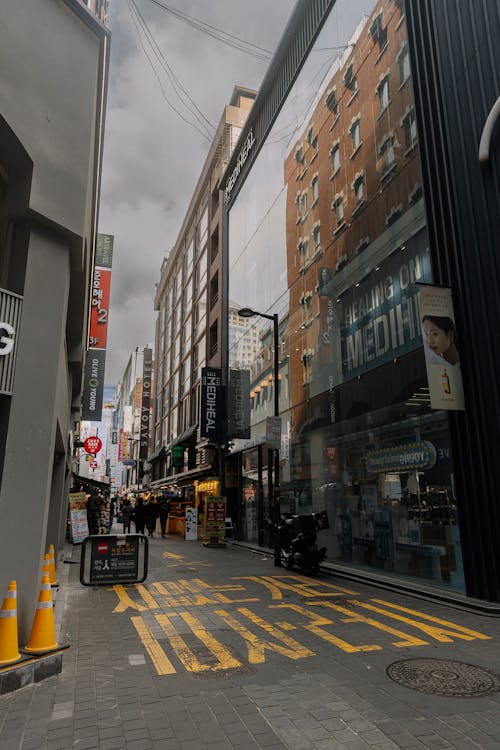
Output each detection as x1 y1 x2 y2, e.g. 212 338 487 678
273 313 281 566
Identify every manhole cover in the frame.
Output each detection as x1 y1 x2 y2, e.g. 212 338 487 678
386 658 500 697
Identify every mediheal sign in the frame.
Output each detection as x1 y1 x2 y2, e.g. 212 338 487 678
200 367 224 442
340 240 432 380
0 288 22 396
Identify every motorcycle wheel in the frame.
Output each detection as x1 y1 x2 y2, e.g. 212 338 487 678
281 550 294 569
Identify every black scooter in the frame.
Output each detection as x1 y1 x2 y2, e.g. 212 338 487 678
278 511 329 575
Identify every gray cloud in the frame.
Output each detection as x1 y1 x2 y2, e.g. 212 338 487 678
99 0 296 383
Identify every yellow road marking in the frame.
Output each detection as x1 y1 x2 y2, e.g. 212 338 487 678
155 613 210 672
256 575 358 599
362 599 491 642
179 611 242 670
216 607 314 663
135 584 159 609
274 603 382 652
163 552 184 559
308 601 428 648
130 616 176 674
112 585 148 612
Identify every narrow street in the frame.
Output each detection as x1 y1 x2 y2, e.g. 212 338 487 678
1 532 500 750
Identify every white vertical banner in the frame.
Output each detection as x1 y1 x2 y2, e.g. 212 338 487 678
185 507 198 540
419 284 465 411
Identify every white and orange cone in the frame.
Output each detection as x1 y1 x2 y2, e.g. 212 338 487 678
23 575 58 654
0 581 21 667
47 545 57 585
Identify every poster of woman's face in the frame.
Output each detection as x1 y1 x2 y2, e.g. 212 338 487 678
422 315 459 366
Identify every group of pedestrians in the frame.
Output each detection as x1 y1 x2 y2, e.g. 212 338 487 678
118 495 171 537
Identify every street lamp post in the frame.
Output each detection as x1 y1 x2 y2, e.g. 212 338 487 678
238 307 281 566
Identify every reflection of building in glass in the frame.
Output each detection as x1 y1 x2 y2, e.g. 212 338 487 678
228 303 261 369
222 0 481 598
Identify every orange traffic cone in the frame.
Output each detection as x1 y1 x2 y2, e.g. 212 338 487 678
42 554 51 580
23 575 58 654
47 545 57 585
0 581 21 667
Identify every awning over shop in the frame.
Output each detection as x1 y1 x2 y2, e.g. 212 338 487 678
146 445 166 463
72 475 111 492
171 423 198 448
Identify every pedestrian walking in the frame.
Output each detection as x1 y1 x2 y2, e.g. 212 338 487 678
145 498 158 538
158 496 171 537
121 497 133 534
133 497 146 535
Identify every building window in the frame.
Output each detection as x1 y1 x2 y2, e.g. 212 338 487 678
370 12 387 53
312 224 321 253
301 349 314 384
209 320 218 357
209 271 218 309
331 196 344 229
300 191 308 221
350 119 361 153
311 135 319 161
353 173 365 205
344 64 358 101
311 175 319 205
330 143 340 175
300 292 314 326
298 238 309 268
402 108 418 150
379 134 396 176
325 88 338 122
399 44 411 85
378 77 389 113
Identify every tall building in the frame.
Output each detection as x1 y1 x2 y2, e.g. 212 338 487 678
0 0 110 638
149 87 256 494
114 346 153 493
221 0 500 605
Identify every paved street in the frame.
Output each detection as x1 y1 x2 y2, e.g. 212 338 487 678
2 530 500 750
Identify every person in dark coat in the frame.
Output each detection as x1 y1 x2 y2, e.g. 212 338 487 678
158 496 171 537
133 497 146 534
145 499 158 538
121 497 133 534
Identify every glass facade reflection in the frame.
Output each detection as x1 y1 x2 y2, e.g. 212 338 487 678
227 0 465 591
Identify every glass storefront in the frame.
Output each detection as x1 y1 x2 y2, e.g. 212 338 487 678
227 0 465 590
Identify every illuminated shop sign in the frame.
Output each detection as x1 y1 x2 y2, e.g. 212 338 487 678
340 242 432 379
139 348 153 459
365 441 437 474
200 367 224 442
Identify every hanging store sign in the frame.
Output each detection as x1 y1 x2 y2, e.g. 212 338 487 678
418 284 465 411
340 239 432 380
84 436 102 454
365 441 437 474
228 369 250 439
224 129 255 204
200 367 224 442
0 288 22 396
139 347 153 459
81 348 106 421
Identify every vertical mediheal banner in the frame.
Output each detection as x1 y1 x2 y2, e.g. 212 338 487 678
200 367 224 442
81 233 114 420
419 284 465 411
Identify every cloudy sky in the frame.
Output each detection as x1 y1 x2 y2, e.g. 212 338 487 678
99 0 296 384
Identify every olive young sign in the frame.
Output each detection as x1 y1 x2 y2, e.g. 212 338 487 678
340 243 432 379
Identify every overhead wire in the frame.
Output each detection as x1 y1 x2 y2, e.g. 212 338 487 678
127 0 214 141
144 0 272 61
130 0 216 136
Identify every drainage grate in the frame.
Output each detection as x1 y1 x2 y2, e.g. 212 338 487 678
386 658 500 698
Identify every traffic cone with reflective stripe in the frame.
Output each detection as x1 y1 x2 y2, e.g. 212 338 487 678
23 575 58 654
47 545 57 585
0 581 21 666
42 554 51 581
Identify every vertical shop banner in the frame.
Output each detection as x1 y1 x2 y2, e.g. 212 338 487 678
185 507 198 540
205 496 226 542
139 347 153 459
81 348 106 420
81 233 114 421
200 367 224 442
228 369 250 439
68 492 89 543
419 284 465 410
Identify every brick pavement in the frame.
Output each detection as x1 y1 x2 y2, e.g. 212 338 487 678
1 529 500 750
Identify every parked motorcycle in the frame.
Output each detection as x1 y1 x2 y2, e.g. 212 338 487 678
278 510 329 575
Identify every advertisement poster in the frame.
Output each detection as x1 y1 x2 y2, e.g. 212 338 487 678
68 492 89 544
89 536 139 584
419 284 465 411
185 507 198 540
205 496 226 542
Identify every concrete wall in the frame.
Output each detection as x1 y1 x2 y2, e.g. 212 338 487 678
0 0 108 639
